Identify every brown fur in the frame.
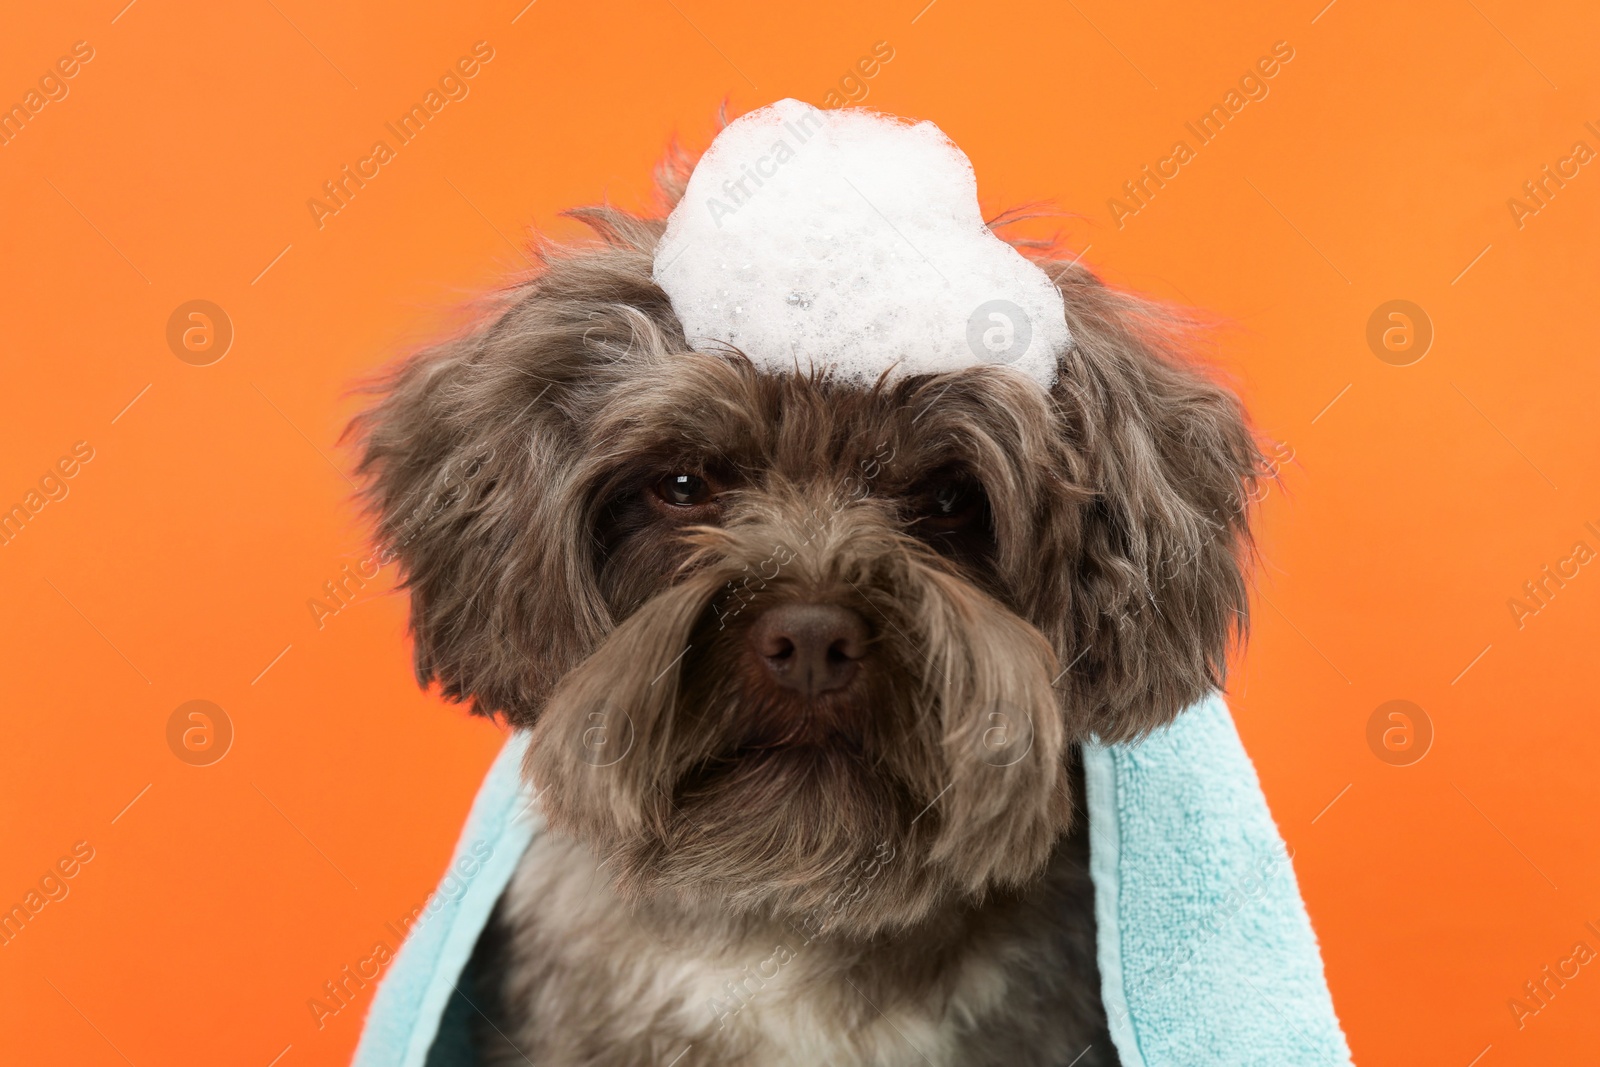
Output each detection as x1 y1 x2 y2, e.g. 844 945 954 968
349 150 1262 1064
466 768 1112 1066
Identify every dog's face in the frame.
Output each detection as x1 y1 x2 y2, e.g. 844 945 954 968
352 205 1261 939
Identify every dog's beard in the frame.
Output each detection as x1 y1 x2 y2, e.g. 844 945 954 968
526 495 1073 940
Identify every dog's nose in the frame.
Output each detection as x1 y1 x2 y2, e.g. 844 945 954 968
749 603 868 696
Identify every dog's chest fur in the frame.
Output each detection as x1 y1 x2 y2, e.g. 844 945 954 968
468 808 1115 1067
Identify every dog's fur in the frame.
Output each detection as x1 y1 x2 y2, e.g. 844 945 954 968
350 148 1262 1065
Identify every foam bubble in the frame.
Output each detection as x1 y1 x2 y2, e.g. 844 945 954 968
653 99 1070 389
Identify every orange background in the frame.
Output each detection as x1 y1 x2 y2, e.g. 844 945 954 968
2 1 1596 1064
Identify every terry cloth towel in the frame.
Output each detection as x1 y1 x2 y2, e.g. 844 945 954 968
351 694 1353 1066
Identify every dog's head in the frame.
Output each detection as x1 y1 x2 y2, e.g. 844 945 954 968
351 190 1262 938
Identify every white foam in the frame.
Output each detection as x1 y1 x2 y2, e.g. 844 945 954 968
652 99 1070 389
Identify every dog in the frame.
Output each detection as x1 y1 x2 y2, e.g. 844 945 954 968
349 137 1262 1066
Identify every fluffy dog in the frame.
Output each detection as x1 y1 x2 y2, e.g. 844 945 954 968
350 145 1262 1066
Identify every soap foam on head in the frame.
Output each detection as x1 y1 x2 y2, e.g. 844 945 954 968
653 99 1070 389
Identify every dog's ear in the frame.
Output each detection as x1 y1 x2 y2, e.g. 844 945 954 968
1044 263 1264 742
346 220 677 724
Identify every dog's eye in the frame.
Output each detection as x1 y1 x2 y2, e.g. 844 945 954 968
933 483 968 517
655 473 713 508
909 473 984 533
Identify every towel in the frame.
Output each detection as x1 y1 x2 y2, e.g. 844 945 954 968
350 733 539 1067
352 694 1352 1066
1084 694 1353 1065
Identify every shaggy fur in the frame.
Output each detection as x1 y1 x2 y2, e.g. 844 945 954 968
464 765 1110 1066
349 147 1262 1065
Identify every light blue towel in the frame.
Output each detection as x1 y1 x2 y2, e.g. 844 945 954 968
353 695 1352 1066
1084 694 1352 1065
351 734 539 1067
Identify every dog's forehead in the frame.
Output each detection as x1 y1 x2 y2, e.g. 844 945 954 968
591 355 1052 481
